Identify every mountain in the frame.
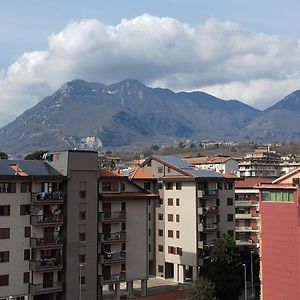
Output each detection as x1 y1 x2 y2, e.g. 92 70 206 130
0 78 288 155
244 90 300 141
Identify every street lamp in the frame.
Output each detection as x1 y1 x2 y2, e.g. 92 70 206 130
250 251 254 299
79 263 84 300
243 263 247 300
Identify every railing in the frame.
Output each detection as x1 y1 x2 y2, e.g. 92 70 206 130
235 213 252 219
203 189 218 197
204 223 219 231
99 231 126 242
30 237 63 248
236 240 256 246
235 200 252 207
99 251 126 263
31 192 64 204
31 215 63 226
99 211 126 222
235 226 252 232
30 258 63 271
30 282 63 295
198 206 219 216
99 272 126 285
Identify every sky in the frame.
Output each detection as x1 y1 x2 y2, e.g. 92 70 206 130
1 0 300 126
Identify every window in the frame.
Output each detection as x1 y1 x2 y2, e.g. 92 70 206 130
79 190 86 199
227 214 234 222
167 167 171 173
158 183 163 190
158 245 164 252
149 244 151 252
147 161 152 167
144 182 151 190
158 229 163 236
79 233 86 241
80 276 85 285
79 211 86 220
168 214 173 222
149 229 151 236
228 230 234 237
121 263 126 271
121 222 126 231
121 243 126 251
217 182 223 190
176 231 180 238
224 182 233 190
216 198 220 206
168 230 173 238
20 204 31 215
176 182 182 190
177 247 182 256
159 198 163 205
168 246 176 254
23 272 30 284
158 214 163 221
158 166 163 173
21 183 31 193
79 255 85 263
121 183 125 192
158 265 164 273
0 205 10 216
24 227 31 238
176 198 180 206
102 182 118 192
168 198 173 206
24 249 30 261
0 183 16 193
216 215 220 223
166 183 173 190
148 213 151 221
79 182 87 198
0 228 10 239
0 275 9 286
262 191 294 202
0 251 9 263
227 198 234 206
176 214 180 222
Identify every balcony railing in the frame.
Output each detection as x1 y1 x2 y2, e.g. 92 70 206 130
99 211 126 222
30 282 63 295
31 192 64 204
99 231 126 243
99 251 126 264
235 213 252 219
235 200 252 207
30 258 63 272
198 240 215 249
30 237 63 248
204 189 218 197
198 223 219 232
99 272 126 285
236 226 259 232
31 215 63 226
198 206 219 216
236 240 256 246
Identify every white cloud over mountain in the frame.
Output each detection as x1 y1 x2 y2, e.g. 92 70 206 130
1 14 300 126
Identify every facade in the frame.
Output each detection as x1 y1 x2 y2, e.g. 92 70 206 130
235 177 272 247
258 167 300 300
0 151 153 300
133 155 236 283
184 156 239 174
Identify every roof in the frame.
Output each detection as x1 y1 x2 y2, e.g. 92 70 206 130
129 167 156 180
0 160 62 177
184 156 234 164
235 177 273 188
258 183 296 190
272 166 300 184
99 169 121 177
152 156 224 179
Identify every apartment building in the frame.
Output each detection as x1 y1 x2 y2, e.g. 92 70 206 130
98 168 157 299
258 167 300 300
0 159 65 300
135 155 236 283
184 156 239 174
235 177 272 247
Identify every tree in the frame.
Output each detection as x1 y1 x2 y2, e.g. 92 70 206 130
208 234 243 300
24 150 48 160
188 277 216 300
0 152 9 159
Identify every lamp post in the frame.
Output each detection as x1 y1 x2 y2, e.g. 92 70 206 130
243 263 247 300
79 263 84 300
250 251 254 299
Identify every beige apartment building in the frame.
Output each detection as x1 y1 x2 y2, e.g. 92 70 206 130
0 150 154 300
131 155 236 283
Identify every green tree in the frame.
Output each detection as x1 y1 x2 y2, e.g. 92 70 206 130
0 152 9 159
188 277 216 300
24 150 48 160
208 234 243 300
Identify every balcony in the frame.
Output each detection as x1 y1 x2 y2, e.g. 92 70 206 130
30 258 63 272
99 251 126 264
30 282 63 295
236 240 256 246
99 211 126 223
203 189 218 197
31 192 64 205
198 206 219 216
31 215 63 226
99 272 126 285
235 213 252 219
99 231 126 243
236 226 259 232
235 200 252 207
198 240 215 249
30 237 63 249
198 223 219 232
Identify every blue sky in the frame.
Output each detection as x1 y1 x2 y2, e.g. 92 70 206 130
1 0 300 126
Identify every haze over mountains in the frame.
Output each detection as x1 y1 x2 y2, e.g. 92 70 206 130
0 79 299 155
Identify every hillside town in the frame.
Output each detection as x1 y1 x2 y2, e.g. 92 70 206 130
0 145 299 299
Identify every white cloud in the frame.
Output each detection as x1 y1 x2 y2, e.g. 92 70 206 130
1 14 300 126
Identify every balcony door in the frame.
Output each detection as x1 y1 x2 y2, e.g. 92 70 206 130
103 265 111 280
44 227 54 241
43 272 53 288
